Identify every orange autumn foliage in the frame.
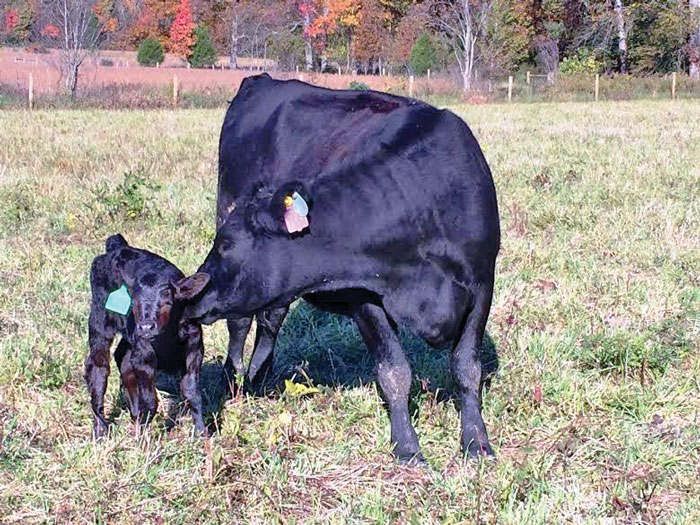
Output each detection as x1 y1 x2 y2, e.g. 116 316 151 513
169 0 195 58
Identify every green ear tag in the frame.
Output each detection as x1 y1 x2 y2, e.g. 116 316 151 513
105 284 132 316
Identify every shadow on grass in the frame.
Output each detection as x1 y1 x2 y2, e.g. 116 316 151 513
106 300 499 433
247 301 499 403
105 363 230 433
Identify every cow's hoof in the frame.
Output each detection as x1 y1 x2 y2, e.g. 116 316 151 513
220 372 241 398
93 422 108 440
463 440 495 460
396 451 426 467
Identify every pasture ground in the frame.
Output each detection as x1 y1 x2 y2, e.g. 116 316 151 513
0 101 698 523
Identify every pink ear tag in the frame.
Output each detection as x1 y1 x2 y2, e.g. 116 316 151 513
283 193 310 233
284 202 309 233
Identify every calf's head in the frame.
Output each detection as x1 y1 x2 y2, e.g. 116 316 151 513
122 271 210 339
119 271 209 423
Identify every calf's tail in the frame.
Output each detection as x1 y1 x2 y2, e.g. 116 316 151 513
105 234 128 253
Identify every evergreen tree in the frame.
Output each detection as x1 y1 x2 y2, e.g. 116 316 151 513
137 37 165 66
409 31 436 75
189 25 217 68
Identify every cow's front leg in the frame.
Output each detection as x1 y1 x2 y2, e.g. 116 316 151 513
85 324 114 439
180 323 207 435
247 306 288 385
223 316 253 389
353 303 423 464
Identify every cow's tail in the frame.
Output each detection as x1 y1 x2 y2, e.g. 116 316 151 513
105 234 128 253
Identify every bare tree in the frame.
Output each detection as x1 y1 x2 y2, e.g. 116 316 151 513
432 0 495 92
301 5 314 72
227 0 244 69
614 0 628 73
576 0 628 73
42 0 103 98
691 0 700 78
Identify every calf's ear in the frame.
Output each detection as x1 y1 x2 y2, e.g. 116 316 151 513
173 273 210 301
120 269 136 292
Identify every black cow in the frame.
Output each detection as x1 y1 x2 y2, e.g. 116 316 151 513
184 74 500 461
85 234 210 438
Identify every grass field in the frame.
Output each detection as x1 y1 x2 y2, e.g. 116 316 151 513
0 100 698 523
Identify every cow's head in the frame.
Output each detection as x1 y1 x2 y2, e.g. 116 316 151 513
183 183 311 324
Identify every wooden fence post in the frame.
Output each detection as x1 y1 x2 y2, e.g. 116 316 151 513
526 71 531 85
409 75 414 97
427 69 431 79
28 73 34 111
671 72 676 100
173 74 179 109
595 73 600 102
508 75 513 103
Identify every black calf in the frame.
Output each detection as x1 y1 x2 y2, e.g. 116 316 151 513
85 234 210 438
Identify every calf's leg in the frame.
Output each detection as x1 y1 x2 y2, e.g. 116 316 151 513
85 325 114 439
353 303 423 464
453 279 495 458
180 323 207 435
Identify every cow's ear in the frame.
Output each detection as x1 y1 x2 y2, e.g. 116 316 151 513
173 273 210 301
246 182 311 236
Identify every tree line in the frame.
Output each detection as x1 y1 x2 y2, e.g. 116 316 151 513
2 0 700 91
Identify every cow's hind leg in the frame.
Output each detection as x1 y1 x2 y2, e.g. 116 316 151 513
453 279 495 458
353 303 423 464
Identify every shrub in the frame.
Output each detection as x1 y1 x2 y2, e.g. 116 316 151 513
93 168 160 221
348 81 370 91
24 42 49 54
137 38 164 67
410 32 437 76
189 26 217 68
560 49 600 74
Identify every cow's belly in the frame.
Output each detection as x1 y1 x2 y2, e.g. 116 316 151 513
382 269 472 347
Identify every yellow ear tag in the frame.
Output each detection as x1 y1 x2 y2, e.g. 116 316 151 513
283 195 294 208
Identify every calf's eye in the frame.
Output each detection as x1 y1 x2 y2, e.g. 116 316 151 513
218 240 233 256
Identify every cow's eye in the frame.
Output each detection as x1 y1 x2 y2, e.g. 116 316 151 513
160 288 172 300
218 240 234 256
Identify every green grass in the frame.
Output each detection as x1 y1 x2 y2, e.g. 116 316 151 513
0 101 699 523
